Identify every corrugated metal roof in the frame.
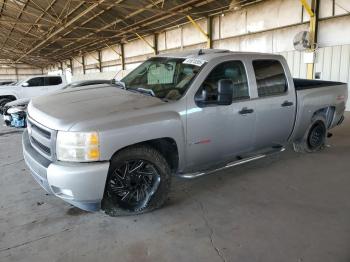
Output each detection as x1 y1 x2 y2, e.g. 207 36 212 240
0 0 265 67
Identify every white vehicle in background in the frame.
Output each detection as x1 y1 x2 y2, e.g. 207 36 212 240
0 75 67 111
3 79 112 128
0 80 15 86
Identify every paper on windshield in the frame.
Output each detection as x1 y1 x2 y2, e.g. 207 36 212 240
183 58 207 67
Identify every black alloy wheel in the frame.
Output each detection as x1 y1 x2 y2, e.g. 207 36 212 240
307 121 326 150
107 159 161 212
103 145 172 216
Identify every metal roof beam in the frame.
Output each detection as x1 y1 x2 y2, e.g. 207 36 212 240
15 0 108 63
50 0 200 57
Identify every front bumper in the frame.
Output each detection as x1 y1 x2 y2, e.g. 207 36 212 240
22 130 110 211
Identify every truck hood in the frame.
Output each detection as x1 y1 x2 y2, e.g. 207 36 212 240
0 84 15 88
0 85 15 92
28 85 165 131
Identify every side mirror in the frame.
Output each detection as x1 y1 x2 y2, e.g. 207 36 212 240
217 79 233 105
21 82 29 87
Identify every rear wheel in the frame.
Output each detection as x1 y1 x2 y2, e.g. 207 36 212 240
293 117 327 153
102 145 171 216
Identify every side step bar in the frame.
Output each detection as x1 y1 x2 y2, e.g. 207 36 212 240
176 147 285 179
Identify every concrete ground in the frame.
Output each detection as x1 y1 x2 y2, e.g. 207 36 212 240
1 116 350 262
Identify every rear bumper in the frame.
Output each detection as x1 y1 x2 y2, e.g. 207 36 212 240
22 130 110 212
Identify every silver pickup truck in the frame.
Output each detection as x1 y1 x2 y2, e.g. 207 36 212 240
22 49 347 216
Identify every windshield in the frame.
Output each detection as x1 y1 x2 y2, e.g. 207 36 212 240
121 57 204 101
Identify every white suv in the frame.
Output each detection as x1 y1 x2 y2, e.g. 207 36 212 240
0 75 67 111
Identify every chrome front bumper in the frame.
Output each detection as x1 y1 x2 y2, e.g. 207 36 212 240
23 130 110 211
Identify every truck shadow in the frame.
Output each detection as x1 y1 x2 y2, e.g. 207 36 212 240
167 145 301 207
0 130 23 137
66 207 89 216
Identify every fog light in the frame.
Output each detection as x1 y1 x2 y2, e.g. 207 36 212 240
61 188 73 197
51 186 74 198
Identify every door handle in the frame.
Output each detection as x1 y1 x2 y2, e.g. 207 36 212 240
281 101 293 107
239 107 254 115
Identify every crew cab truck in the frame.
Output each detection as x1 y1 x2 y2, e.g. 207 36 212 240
0 75 66 112
22 49 347 216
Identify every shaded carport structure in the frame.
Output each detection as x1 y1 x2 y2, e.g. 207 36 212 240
1 1 350 261
0 0 263 68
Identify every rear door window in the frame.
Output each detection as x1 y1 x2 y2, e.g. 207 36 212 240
253 60 288 97
27 77 45 87
45 76 62 86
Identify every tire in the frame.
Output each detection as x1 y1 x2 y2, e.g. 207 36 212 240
293 116 327 153
102 145 171 216
0 98 13 114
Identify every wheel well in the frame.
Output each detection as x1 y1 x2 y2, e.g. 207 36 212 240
113 138 179 173
312 106 335 128
0 95 16 101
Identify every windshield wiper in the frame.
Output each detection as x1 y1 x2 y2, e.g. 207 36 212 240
110 79 126 89
127 87 169 102
117 86 168 102
136 88 155 97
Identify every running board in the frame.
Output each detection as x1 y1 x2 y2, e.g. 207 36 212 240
176 147 285 179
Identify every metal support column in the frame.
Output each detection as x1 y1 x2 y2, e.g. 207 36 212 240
154 33 159 55
135 33 157 54
15 66 18 81
69 58 73 76
98 50 102 72
105 43 121 56
71 56 83 73
120 43 125 71
187 15 211 49
82 55 86 75
207 16 213 49
300 0 320 79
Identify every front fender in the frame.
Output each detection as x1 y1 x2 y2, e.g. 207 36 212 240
98 111 186 171
0 88 19 100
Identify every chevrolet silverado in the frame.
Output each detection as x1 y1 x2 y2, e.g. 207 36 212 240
22 49 347 216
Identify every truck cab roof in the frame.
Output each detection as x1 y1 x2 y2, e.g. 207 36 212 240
157 49 282 61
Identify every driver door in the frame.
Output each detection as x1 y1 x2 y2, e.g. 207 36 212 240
21 77 47 98
185 60 257 172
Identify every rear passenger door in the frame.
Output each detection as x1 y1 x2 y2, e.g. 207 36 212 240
44 76 63 93
252 59 296 149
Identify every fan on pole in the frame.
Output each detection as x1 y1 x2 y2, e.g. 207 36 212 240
293 31 312 51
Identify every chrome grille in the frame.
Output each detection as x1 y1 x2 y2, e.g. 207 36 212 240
27 117 56 161
31 136 51 155
30 122 51 139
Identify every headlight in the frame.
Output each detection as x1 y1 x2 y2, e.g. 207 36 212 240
56 131 100 162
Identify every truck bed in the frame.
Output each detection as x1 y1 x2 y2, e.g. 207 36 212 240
291 79 347 142
293 78 345 90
